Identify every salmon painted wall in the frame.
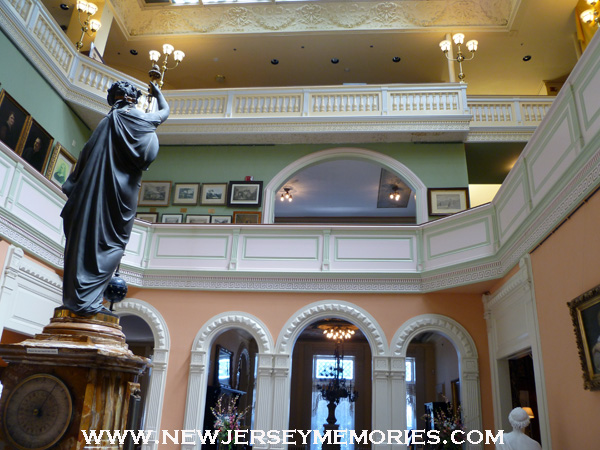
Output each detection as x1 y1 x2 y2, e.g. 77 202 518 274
530 190 600 448
126 287 493 448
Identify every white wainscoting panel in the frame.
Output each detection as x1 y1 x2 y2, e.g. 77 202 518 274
331 236 416 272
12 173 64 242
496 169 529 243
0 245 62 337
237 235 322 271
527 96 580 206
148 234 232 270
425 216 493 269
0 151 16 208
572 46 600 145
122 225 149 267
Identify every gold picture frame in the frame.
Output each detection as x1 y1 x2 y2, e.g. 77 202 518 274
568 283 600 390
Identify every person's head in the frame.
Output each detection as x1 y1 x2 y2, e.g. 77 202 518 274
107 81 142 107
7 112 14 127
33 137 41 151
508 407 530 430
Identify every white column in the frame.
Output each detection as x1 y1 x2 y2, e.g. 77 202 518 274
445 33 457 83
372 356 392 450
182 349 208 450
253 353 275 450
92 4 113 56
461 358 483 450
389 356 408 450
270 354 291 450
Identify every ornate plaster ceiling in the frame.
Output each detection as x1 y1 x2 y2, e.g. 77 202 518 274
110 0 517 37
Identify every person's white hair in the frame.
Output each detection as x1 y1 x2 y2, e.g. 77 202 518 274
508 407 530 430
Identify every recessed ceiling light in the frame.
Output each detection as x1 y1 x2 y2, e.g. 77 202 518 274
331 58 339 64
271 59 279 65
344 68 350 72
59 3 69 10
523 55 532 61
392 56 401 63
130 49 138 56
370 45 374 48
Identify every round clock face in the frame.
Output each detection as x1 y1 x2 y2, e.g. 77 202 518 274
3 374 73 450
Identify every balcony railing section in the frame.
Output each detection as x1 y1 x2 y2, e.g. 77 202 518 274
1 0 554 144
468 97 553 127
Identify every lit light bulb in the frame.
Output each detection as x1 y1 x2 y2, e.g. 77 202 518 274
452 33 465 45
439 40 451 53
162 44 174 55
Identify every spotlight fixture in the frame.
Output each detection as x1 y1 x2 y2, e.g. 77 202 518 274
389 188 401 201
75 0 101 52
439 33 479 82
271 59 279 65
280 187 293 202
392 56 401 63
331 58 340 64
60 3 70 10
130 49 138 56
148 44 185 88
522 55 532 62
581 0 600 28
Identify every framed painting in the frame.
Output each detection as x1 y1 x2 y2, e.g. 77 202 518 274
173 183 200 206
135 212 158 223
568 284 600 390
46 143 76 187
138 181 171 207
428 188 470 216
161 213 183 224
17 118 54 174
233 211 262 224
0 90 30 152
185 214 211 224
200 183 228 206
228 181 263 207
211 215 232 224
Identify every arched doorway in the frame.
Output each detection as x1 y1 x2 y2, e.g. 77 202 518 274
263 148 428 224
289 318 372 450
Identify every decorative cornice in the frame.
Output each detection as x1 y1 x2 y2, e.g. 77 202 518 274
111 0 515 37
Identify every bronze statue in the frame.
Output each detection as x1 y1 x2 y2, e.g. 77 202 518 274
61 81 169 315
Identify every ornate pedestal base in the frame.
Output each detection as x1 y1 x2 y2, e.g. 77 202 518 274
0 308 149 450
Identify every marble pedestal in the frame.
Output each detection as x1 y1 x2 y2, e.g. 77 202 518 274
0 308 149 450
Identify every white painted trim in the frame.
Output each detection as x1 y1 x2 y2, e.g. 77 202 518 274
263 147 428 225
391 314 483 450
114 299 171 450
182 312 274 450
482 256 551 450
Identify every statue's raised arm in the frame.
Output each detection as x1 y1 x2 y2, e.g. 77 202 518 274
61 81 169 315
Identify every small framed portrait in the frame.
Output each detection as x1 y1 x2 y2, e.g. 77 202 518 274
200 183 228 206
568 284 600 390
173 183 200 206
161 213 183 224
211 215 232 224
135 212 158 223
138 181 171 207
185 214 211 224
17 118 54 174
233 211 262 224
228 181 263 207
428 188 470 216
0 90 30 152
45 143 76 187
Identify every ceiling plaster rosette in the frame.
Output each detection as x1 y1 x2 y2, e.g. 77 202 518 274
112 0 516 37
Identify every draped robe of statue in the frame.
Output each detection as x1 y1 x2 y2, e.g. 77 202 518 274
61 98 166 314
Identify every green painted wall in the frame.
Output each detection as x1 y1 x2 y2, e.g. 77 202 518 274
143 142 468 216
0 29 91 156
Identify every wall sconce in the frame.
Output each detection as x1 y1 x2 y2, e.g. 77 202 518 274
148 44 185 88
440 33 479 82
280 187 293 202
581 0 600 28
389 188 401 201
75 0 101 52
